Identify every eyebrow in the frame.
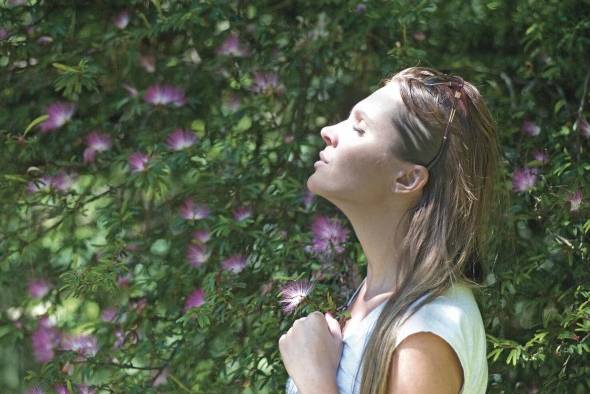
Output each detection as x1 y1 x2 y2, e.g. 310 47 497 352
349 107 372 125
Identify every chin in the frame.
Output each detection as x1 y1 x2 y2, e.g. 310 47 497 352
306 176 318 195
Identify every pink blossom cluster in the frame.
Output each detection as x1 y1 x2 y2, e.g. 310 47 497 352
251 71 284 95
128 151 149 173
278 279 314 314
166 128 197 150
512 167 539 192
179 198 210 220
30 316 99 364
186 229 211 268
83 131 112 163
233 205 253 221
221 254 248 273
184 288 206 312
143 84 186 107
216 33 250 57
28 279 52 299
27 171 77 194
113 10 130 29
512 118 584 211
38 102 75 133
305 215 350 257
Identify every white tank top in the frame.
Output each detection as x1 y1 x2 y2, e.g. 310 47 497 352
285 279 488 394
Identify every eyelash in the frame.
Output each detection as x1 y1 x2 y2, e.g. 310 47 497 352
353 126 365 135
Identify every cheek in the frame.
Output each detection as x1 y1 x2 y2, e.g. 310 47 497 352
338 147 392 186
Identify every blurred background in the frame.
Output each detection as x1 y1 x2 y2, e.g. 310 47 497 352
1 0 589 393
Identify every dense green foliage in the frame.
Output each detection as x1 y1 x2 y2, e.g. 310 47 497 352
1 0 589 393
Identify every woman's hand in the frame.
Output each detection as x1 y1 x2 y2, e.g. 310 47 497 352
279 311 343 394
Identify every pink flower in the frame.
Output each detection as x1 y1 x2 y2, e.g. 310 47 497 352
76 384 96 394
413 31 426 41
512 167 539 192
233 205 252 221
26 176 52 193
84 132 112 164
113 10 130 29
83 149 104 165
50 171 76 192
39 102 75 133
31 318 61 363
186 244 210 267
37 35 53 45
221 254 247 273
532 149 549 165
192 229 210 243
28 279 52 299
86 131 112 151
144 84 186 107
27 172 76 194
139 54 156 73
567 190 583 212
117 273 132 287
114 329 125 348
26 386 44 394
166 129 197 150
179 198 210 220
61 334 99 358
521 120 541 137
54 384 68 394
132 298 148 314
355 4 367 13
184 288 205 312
302 189 315 210
101 307 117 322
216 33 250 57
574 116 590 138
278 279 314 314
128 152 149 173
306 215 350 256
251 71 283 95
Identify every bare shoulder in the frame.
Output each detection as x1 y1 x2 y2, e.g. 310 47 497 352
387 332 464 394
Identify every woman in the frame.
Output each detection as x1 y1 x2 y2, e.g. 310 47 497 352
279 66 505 394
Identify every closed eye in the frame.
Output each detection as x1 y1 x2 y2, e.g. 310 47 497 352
353 126 365 135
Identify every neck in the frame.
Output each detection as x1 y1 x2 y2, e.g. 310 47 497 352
336 198 411 302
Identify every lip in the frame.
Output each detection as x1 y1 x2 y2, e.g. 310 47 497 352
314 160 326 168
319 151 329 163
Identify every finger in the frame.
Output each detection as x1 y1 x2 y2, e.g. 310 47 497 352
325 312 342 339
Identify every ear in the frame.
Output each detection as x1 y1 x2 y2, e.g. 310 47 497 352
393 165 429 194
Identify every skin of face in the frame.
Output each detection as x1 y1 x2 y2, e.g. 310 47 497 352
307 80 428 208
306 80 431 301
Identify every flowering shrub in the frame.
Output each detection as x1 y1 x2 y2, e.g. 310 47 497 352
0 0 589 393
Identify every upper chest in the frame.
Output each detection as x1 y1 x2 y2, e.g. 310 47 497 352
341 293 391 338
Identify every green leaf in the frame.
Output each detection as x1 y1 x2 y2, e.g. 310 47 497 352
234 116 252 132
23 115 49 136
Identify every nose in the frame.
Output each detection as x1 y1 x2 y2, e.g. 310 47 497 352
320 125 336 146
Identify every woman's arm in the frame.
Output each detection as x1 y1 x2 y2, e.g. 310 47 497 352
387 332 464 394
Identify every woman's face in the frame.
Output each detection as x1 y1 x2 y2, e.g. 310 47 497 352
307 81 414 205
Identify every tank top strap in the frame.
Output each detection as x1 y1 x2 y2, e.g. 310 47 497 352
337 277 367 314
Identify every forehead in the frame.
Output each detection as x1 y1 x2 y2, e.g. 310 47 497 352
354 81 403 125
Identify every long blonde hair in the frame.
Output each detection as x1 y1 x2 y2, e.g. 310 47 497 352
356 66 508 394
